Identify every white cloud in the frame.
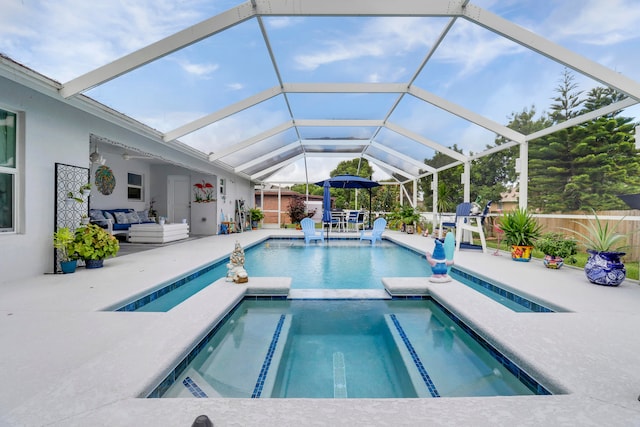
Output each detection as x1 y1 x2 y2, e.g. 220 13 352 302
294 17 440 72
178 60 219 77
547 0 640 45
434 20 525 78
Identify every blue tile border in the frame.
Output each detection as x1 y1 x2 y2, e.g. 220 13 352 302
450 267 554 313
251 314 286 398
389 314 440 397
115 258 228 312
147 296 551 398
147 299 243 398
430 297 552 396
182 376 208 398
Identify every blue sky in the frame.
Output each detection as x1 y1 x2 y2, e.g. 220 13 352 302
1 0 639 182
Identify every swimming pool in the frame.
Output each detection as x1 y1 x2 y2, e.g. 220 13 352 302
151 299 549 399
118 238 553 313
123 239 428 312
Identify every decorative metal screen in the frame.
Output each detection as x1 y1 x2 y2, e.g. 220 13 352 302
54 163 89 272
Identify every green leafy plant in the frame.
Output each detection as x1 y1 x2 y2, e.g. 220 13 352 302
53 227 78 262
499 207 542 247
535 232 578 262
250 208 265 222
66 191 83 203
400 205 421 227
566 209 629 253
73 224 120 260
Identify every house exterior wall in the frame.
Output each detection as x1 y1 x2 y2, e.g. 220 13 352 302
0 68 252 284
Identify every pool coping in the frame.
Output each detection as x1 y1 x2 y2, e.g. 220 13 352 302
2 229 640 426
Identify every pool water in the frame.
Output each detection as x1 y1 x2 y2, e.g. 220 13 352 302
245 240 428 289
158 299 540 399
133 239 428 312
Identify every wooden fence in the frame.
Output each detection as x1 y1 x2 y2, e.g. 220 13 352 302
485 210 640 262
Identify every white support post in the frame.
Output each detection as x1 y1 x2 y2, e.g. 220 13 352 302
463 162 471 202
519 141 528 209
432 174 438 218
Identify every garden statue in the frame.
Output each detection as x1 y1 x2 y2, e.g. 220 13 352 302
226 241 249 283
426 237 454 283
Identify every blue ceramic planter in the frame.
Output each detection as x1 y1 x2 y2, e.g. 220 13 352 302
60 260 77 274
584 250 626 286
85 259 104 269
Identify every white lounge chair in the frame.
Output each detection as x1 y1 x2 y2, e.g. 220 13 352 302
301 217 324 244
360 218 386 244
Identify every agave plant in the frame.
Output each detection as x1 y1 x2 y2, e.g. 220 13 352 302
567 209 628 253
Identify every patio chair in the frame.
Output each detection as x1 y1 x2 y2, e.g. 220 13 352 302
301 217 324 244
438 203 472 240
360 217 387 244
455 201 492 253
346 211 366 232
330 210 345 232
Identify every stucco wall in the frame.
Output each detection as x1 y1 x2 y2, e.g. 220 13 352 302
0 74 253 284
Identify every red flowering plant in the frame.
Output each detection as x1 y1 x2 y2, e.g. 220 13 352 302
193 180 215 203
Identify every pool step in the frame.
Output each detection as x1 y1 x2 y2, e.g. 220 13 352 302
288 289 391 299
333 352 348 398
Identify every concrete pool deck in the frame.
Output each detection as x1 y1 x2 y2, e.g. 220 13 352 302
1 229 640 426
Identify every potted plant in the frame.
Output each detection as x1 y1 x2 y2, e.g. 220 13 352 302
79 183 91 198
65 191 83 207
534 232 578 269
249 207 264 229
400 205 421 234
567 209 629 286
73 224 120 269
53 227 78 273
498 207 542 262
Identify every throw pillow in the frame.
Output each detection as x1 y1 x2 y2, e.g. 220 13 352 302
89 209 106 222
103 211 115 223
114 211 128 224
127 212 141 224
137 210 151 222
89 209 108 226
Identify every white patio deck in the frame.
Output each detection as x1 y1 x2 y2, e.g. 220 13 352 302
1 229 639 426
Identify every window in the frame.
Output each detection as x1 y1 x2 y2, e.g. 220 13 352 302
0 109 17 232
127 172 143 201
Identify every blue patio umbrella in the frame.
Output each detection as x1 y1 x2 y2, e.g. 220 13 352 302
315 175 381 229
322 180 332 239
315 174 380 189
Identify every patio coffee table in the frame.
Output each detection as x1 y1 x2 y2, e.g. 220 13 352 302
128 223 189 243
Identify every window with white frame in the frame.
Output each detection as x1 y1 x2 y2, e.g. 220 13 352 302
0 109 17 233
127 172 143 201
